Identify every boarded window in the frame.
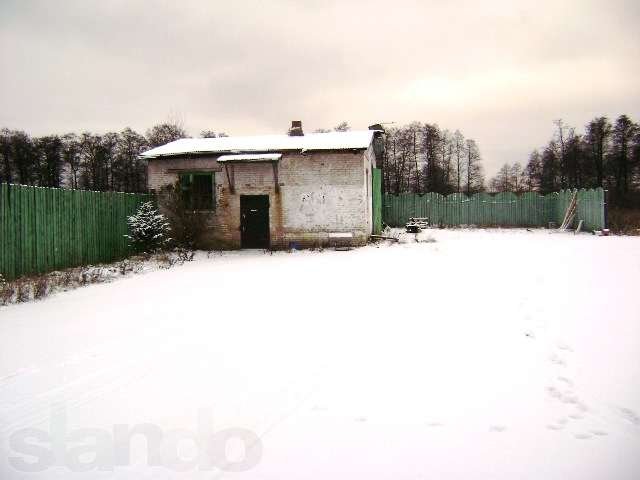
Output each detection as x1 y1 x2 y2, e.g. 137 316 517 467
180 173 215 210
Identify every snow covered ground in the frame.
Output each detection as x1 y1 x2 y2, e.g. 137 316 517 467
1 228 639 479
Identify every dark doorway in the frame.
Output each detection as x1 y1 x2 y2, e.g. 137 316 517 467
240 195 270 248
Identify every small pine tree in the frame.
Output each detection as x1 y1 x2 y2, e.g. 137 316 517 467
125 202 171 253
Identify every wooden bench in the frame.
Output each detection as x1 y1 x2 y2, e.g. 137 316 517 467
405 217 429 233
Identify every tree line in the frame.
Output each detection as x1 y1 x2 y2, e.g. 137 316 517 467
0 122 198 193
6 115 638 206
0 119 359 193
382 122 485 195
489 115 640 206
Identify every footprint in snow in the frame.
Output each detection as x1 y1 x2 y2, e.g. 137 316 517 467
574 433 592 440
562 394 580 405
575 402 589 413
426 421 444 428
489 425 507 433
590 429 607 436
550 353 566 366
354 416 367 423
547 386 563 399
557 342 573 352
557 376 574 387
619 407 640 426
547 424 564 431
569 413 584 420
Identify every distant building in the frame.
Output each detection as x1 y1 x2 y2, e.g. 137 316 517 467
141 121 383 249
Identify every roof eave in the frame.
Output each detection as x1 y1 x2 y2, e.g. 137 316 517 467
141 147 369 160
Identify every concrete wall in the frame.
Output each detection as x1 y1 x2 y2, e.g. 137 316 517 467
147 150 370 249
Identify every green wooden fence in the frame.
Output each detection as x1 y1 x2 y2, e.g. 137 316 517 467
1 184 151 280
383 188 605 231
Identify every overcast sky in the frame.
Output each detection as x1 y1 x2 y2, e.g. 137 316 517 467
1 0 639 176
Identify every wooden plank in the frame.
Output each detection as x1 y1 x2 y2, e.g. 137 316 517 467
0 184 7 278
0 184 151 280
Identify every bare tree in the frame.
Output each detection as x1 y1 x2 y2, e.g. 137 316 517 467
382 123 484 195
0 129 13 184
11 131 37 185
524 150 542 191
510 162 525 193
79 133 107 190
563 128 582 188
439 129 453 193
158 182 207 248
422 123 441 193
200 130 228 138
62 133 81 189
540 142 559 193
452 130 465 193
584 117 611 187
114 128 148 192
311 122 351 133
464 139 484 194
333 122 350 132
490 163 512 192
611 114 637 197
146 121 187 148
34 135 63 187
554 119 568 188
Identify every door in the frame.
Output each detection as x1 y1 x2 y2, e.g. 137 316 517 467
240 195 270 248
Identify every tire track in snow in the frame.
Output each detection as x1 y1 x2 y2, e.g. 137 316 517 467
0 325 194 437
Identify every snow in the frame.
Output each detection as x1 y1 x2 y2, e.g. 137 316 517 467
216 153 282 162
139 130 376 158
1 229 639 479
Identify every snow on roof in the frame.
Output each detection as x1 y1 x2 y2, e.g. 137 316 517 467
140 130 376 159
217 153 282 162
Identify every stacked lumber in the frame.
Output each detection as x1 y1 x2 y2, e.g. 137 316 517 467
559 191 578 230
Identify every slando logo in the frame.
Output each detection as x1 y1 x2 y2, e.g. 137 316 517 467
7 404 262 472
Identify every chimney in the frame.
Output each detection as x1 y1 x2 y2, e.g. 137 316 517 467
289 120 304 136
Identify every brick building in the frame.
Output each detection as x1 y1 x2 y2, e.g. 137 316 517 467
141 122 383 249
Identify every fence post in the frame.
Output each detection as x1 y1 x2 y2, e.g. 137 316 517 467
603 189 608 230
